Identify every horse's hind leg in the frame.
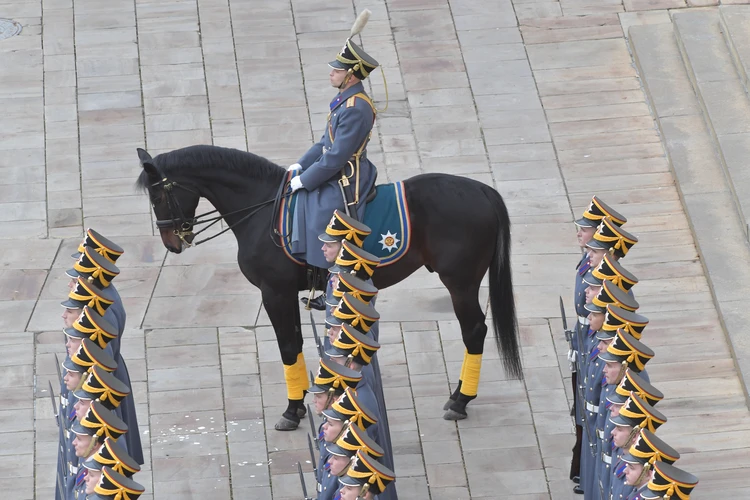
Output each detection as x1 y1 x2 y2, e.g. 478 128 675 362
438 273 489 420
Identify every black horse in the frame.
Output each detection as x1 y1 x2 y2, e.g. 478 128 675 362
136 145 521 427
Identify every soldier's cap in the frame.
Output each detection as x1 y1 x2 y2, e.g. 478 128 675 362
63 306 118 349
575 196 627 228
582 269 601 287
585 280 639 315
322 386 378 430
592 253 638 292
71 400 128 442
319 209 372 246
333 272 378 304
327 420 384 459
339 449 395 495
641 462 698 500
598 328 654 373
332 292 380 334
89 466 145 500
586 217 638 258
61 276 116 316
329 10 379 81
609 393 667 433
66 245 121 289
601 305 649 340
326 314 343 328
326 323 381 366
607 369 663 407
63 338 117 374
330 240 381 280
73 365 131 410
607 368 662 406
72 228 124 264
622 430 680 467
82 436 141 477
308 357 362 395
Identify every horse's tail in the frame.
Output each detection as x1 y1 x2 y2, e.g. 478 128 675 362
485 186 523 380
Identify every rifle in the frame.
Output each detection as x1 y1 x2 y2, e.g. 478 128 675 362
307 432 318 478
309 311 324 357
296 461 312 500
49 381 67 500
560 296 575 373
307 403 317 446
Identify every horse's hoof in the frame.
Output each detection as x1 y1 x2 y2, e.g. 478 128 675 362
274 416 300 431
442 398 456 411
443 409 468 421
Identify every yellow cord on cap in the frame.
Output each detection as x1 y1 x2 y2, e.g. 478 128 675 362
283 352 310 400
375 66 388 113
461 352 483 397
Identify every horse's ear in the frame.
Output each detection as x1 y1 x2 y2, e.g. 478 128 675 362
137 148 153 164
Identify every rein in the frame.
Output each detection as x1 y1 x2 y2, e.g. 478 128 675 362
151 176 290 247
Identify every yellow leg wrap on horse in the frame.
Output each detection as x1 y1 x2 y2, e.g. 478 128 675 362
459 349 468 383
461 352 483 397
283 352 309 400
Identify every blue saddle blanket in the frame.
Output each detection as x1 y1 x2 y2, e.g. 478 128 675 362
279 181 411 267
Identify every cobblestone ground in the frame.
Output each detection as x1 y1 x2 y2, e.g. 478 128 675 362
1 0 750 499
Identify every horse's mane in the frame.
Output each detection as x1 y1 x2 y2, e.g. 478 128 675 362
136 145 284 191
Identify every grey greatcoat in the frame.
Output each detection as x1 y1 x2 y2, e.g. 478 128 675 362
292 82 377 269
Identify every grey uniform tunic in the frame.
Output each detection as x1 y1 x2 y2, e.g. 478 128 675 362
292 82 378 269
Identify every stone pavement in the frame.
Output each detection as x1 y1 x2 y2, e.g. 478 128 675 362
2 0 750 498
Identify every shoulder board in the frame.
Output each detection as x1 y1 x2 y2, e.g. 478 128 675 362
346 96 357 108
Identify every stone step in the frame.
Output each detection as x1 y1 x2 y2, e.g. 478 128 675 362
673 9 750 238
629 21 750 404
720 5 750 94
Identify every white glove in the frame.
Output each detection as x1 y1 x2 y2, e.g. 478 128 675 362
287 163 301 171
290 176 304 192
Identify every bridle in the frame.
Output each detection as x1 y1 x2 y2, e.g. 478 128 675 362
150 175 289 248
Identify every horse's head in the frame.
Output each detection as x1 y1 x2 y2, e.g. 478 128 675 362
137 148 200 253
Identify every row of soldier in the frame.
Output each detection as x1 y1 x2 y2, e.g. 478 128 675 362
55 230 145 499
297 210 398 500
566 197 699 500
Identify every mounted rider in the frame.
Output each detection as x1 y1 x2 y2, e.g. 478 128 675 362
289 9 380 270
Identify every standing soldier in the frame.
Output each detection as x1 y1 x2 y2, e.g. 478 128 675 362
571 198 627 493
616 430 678 500
338 449 396 500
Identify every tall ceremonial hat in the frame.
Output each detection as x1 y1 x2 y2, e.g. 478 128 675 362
339 449 396 495
61 276 116 316
308 357 362 395
329 10 379 81
320 209 372 247
607 369 664 406
327 421 384 459
598 328 654 373
66 245 121 289
64 306 118 349
334 273 378 304
72 228 124 264
82 437 141 478
71 400 128 443
622 430 680 467
327 324 381 366
73 365 131 410
89 466 145 500
331 240 381 280
585 280 640 314
586 217 638 259
322 387 378 430
610 393 667 433
587 253 639 291
599 305 649 340
641 462 698 500
333 292 380 334
575 196 627 228
63 338 118 374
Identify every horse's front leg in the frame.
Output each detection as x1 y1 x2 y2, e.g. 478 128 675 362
261 284 308 431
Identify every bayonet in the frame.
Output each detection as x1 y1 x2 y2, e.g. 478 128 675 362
54 352 62 382
48 381 59 422
309 311 324 357
559 296 572 342
307 432 318 478
307 403 317 445
296 461 310 500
